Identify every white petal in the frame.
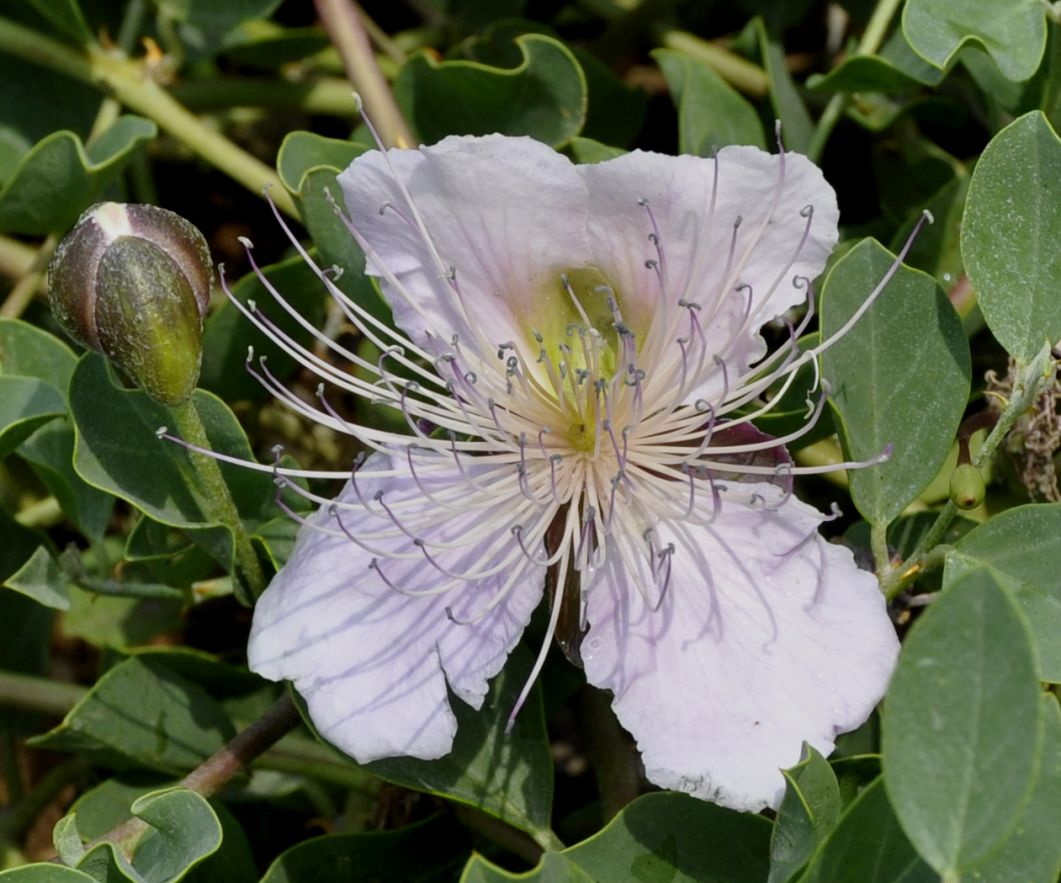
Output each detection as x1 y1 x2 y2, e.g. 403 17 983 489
248 452 545 763
579 147 838 380
581 490 898 812
338 135 591 359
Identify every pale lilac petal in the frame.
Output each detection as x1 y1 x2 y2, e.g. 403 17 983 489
581 490 897 812
338 135 591 356
579 147 838 373
248 453 545 763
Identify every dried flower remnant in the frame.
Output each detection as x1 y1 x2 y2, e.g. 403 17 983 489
985 352 1061 502
172 127 909 812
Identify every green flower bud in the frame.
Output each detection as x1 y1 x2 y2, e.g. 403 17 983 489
949 463 986 510
48 202 212 405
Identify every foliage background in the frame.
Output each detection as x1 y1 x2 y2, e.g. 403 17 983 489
0 0 1060 880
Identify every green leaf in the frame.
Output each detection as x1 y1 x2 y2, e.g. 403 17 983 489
3 545 70 610
0 318 78 388
769 745 841 883
61 583 184 650
901 0 1046 83
466 792 771 882
260 815 468 883
963 695 1061 883
570 46 646 149
0 375 65 458
0 117 157 235
70 353 273 529
53 813 86 866
653 49 766 154
128 789 223 883
796 777 935 883
276 131 364 195
363 647 553 841
882 569 1043 875
395 34 587 148
19 420 116 542
199 254 332 403
820 238 970 525
29 655 235 774
155 0 283 58
962 111 1061 360
755 18 813 154
945 503 1061 682
75 843 140 883
567 137 625 164
808 28 945 92
888 174 969 294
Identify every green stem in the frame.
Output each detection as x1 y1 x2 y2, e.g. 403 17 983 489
0 670 88 717
0 235 35 279
0 16 297 219
807 0 903 162
882 344 1057 601
870 521 890 582
171 399 266 597
0 235 55 319
170 77 363 116
450 803 552 864
313 0 415 147
657 29 769 97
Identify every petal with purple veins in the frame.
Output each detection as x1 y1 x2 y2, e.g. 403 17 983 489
337 135 592 362
248 451 546 763
581 489 897 812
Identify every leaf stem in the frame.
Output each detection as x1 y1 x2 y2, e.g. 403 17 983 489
882 344 1057 600
170 77 363 116
807 0 903 162
870 521 890 582
0 670 88 717
0 235 55 319
0 235 36 280
313 0 415 147
171 398 266 597
92 693 302 856
0 16 297 219
656 29 769 97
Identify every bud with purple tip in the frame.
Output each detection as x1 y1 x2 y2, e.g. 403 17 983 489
48 202 212 405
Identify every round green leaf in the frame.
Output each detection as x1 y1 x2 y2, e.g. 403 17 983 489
0 375 65 458
70 353 273 529
0 318 78 389
962 111 1061 360
0 117 157 235
882 568 1043 875
902 0 1046 82
395 34 587 148
129 788 223 883
820 238 971 526
945 503 1061 682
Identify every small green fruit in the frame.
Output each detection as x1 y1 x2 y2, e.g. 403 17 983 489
48 202 212 405
949 463 986 510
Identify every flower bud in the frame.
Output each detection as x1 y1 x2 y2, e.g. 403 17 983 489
48 202 212 405
949 463 986 510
